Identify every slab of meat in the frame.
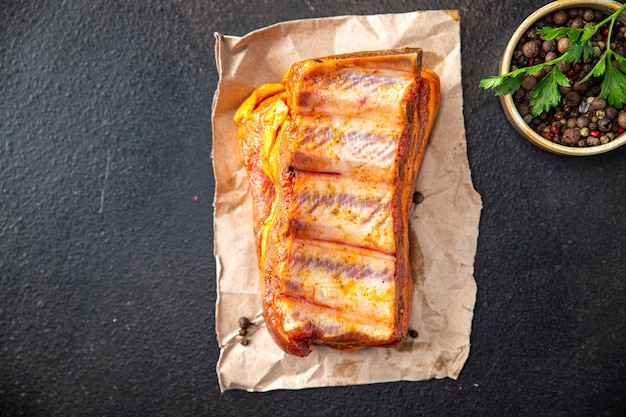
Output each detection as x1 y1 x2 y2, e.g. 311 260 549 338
234 48 440 357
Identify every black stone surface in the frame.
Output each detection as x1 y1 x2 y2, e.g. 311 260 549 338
1 1 625 416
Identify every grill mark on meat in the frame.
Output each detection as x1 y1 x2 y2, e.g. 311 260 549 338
299 125 396 163
287 247 393 283
296 189 389 223
314 71 404 90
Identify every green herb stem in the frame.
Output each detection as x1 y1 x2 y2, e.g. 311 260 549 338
594 2 626 33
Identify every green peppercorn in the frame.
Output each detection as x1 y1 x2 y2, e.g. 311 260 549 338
586 136 600 146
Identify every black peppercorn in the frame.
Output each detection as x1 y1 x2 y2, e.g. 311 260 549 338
542 39 556 52
572 81 589 93
598 118 612 132
553 10 568 26
591 97 607 110
570 17 584 29
576 115 590 128
605 106 619 120
517 55 529 66
518 103 530 117
583 9 595 21
521 75 538 91
563 128 581 145
412 191 424 205
522 41 540 58
564 91 582 107
239 316 251 329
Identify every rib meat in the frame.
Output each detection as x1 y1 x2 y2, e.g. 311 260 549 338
234 48 440 357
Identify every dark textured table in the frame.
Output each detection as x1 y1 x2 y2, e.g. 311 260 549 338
1 1 625 415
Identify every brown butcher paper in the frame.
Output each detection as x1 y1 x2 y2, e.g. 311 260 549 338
212 10 482 392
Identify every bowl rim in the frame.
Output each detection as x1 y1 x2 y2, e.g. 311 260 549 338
499 0 626 156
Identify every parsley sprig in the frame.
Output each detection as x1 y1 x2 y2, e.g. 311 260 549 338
480 3 626 117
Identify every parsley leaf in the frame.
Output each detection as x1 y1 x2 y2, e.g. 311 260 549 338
478 75 504 90
580 53 607 84
529 68 570 116
581 25 597 43
565 43 585 63
600 59 626 108
614 53 626 72
537 26 577 40
496 74 525 96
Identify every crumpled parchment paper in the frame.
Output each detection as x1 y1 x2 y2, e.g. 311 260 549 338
212 9 482 392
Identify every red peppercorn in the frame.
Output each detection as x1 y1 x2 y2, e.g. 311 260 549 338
545 132 554 138
528 57 535 66
550 125 560 133
589 130 601 137
618 127 626 135
567 69 575 77
603 28 610 37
